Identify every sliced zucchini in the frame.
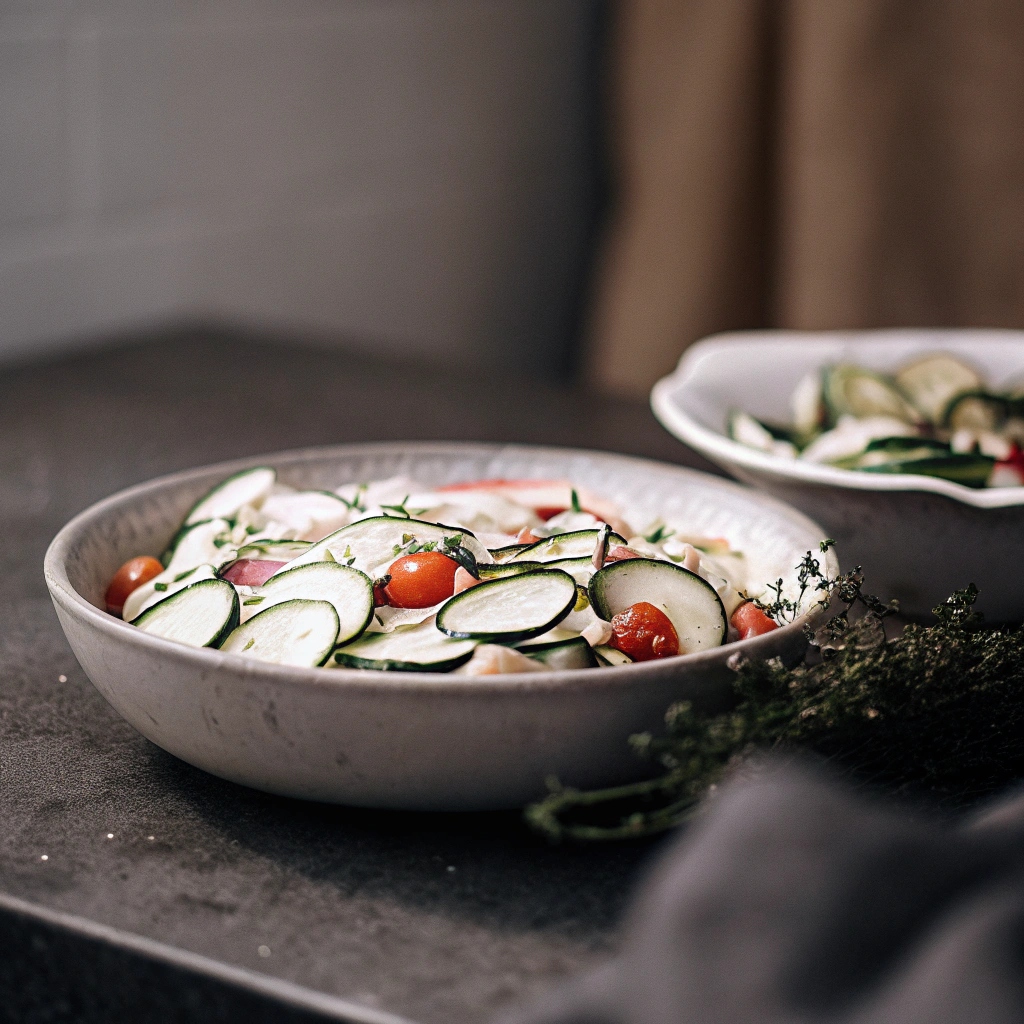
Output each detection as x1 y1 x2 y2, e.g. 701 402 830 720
791 370 826 437
334 622 477 673
589 558 726 654
220 599 339 667
132 578 239 648
488 543 534 562
594 645 633 668
126 518 234 622
863 436 950 455
125 563 218 622
822 365 920 426
895 354 982 423
274 516 488 578
942 392 1009 433
727 410 798 456
860 452 995 488
248 562 373 643
517 636 597 670
510 529 627 563
235 539 311 561
185 467 276 526
436 569 578 643
477 561 545 579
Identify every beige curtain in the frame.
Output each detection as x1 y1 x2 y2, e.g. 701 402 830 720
587 0 1024 397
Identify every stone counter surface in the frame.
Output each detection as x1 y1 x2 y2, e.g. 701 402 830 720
0 333 713 1023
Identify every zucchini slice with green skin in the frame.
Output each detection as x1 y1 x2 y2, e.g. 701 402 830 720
436 570 578 643
594 645 633 667
132 578 239 648
185 467 276 526
128 517 234 622
245 562 373 643
488 544 534 562
589 558 727 654
220 599 340 667
791 370 826 437
275 516 489 578
895 354 982 423
860 453 994 488
517 636 597 670
822 365 920 426
510 529 627 563
126 563 219 622
477 561 545 579
334 622 477 673
942 391 1009 432
727 410 798 454
863 436 950 455
235 539 311 561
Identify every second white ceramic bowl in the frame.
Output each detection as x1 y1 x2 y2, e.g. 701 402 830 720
652 329 1024 620
45 442 836 811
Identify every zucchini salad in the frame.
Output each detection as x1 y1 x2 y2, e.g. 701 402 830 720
103 469 781 673
729 353 1024 488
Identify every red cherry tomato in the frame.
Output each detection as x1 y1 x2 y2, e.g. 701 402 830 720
220 559 287 587
610 601 680 662
383 552 460 608
731 601 779 640
105 556 164 615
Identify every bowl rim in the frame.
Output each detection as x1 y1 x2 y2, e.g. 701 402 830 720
44 441 837 694
651 329 1024 509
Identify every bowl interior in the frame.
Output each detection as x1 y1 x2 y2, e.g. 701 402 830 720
55 442 834 632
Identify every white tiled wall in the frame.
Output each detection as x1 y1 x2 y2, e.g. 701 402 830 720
0 1 597 369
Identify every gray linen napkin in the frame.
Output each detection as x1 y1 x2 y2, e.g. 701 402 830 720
504 761 1024 1024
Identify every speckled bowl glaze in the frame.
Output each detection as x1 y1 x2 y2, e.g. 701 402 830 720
45 442 837 811
652 329 1024 621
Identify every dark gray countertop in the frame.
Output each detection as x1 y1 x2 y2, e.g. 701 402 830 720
0 331 717 1023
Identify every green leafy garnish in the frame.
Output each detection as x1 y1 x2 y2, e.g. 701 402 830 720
243 597 264 606
527 559 1024 842
570 489 582 513
173 568 197 583
153 582 168 592
644 523 675 544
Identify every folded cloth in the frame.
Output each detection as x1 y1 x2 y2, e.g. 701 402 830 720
503 760 1024 1024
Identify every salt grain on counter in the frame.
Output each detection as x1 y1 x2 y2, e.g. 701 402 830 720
58 675 67 683
258 945 271 958
40 855 48 861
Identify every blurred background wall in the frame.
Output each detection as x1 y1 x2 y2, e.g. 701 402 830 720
0 0 603 373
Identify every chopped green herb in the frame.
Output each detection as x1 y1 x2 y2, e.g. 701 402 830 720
153 582 168 592
346 557 356 566
242 638 255 651
644 523 675 544
173 568 197 582
243 597 265 606
570 489 582 513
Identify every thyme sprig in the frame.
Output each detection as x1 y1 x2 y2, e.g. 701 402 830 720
527 559 1024 842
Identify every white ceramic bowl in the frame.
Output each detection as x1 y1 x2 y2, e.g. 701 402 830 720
45 442 836 811
652 328 1024 620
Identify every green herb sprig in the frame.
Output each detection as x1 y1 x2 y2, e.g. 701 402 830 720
527 560 1024 842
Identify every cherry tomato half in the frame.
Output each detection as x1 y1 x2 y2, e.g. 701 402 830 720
610 601 679 662
105 555 164 615
383 552 460 608
731 601 779 640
